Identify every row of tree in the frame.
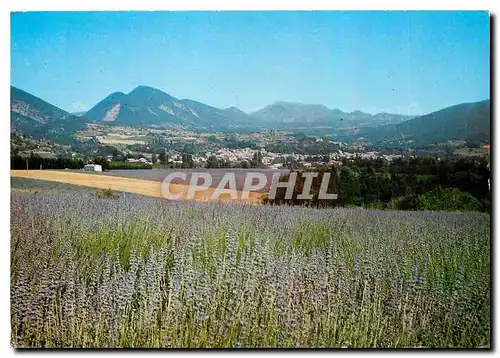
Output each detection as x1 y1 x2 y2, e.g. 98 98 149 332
11 155 85 170
264 156 490 212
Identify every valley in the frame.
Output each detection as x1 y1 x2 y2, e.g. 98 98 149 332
9 10 492 349
10 85 491 173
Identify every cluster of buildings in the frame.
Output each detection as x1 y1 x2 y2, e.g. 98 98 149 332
90 145 405 171
203 148 405 169
206 148 263 162
330 151 403 161
126 157 153 165
205 148 289 167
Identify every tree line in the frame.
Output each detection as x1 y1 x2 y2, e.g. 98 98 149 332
11 154 85 170
264 156 490 212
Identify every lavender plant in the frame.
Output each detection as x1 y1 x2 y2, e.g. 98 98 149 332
10 188 490 348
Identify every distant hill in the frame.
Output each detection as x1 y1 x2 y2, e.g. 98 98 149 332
363 100 491 146
85 86 411 131
84 86 256 130
14 85 485 146
249 102 411 129
11 86 87 143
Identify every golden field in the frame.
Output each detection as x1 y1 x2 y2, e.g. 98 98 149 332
10 170 261 203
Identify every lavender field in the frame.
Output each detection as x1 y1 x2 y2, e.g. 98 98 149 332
10 180 490 348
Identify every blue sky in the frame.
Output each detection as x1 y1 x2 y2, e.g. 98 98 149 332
11 11 490 115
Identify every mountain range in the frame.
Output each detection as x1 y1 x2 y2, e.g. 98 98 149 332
84 85 412 131
10 85 490 146
84 86 254 130
10 86 86 143
251 102 410 130
359 100 491 146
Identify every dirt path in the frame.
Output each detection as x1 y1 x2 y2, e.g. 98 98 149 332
10 170 262 203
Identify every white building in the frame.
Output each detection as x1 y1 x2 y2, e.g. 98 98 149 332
84 164 102 172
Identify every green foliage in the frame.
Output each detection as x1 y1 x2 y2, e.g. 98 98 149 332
158 151 167 164
205 155 230 168
266 157 490 213
10 154 85 170
416 187 484 212
387 195 418 210
108 161 153 170
249 151 264 168
181 153 194 168
93 188 117 200
362 200 384 209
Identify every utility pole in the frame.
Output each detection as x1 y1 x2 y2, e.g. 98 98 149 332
26 158 28 170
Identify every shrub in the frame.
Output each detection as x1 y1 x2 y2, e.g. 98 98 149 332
362 200 384 209
94 188 117 200
386 195 418 210
108 161 153 170
416 187 483 212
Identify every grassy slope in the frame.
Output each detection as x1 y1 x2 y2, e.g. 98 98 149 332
365 100 490 146
12 176 93 193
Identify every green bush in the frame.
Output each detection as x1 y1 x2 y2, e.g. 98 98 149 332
94 188 117 200
416 187 483 212
108 161 153 170
362 200 384 209
387 195 418 210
